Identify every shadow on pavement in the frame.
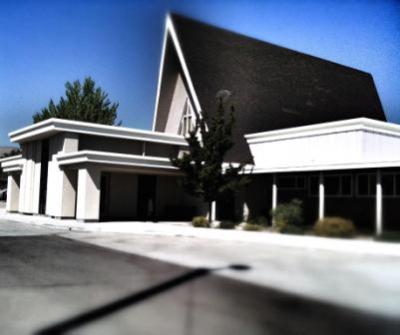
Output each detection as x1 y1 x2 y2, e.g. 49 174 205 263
35 265 250 335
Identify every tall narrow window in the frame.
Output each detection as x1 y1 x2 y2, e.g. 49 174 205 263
179 99 193 137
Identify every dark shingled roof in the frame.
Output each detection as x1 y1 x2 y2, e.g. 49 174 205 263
159 13 386 163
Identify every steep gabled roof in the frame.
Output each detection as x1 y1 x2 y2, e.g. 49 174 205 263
155 13 385 163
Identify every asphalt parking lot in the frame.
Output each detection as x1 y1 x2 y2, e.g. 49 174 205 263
0 228 399 335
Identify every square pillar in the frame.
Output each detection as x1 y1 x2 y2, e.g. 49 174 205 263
272 174 278 210
210 201 216 222
76 166 101 222
376 169 383 236
272 173 278 224
45 133 79 217
318 172 325 220
6 173 20 212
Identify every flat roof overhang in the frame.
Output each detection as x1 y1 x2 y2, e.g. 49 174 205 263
0 155 23 173
245 118 400 174
9 118 188 146
56 150 181 175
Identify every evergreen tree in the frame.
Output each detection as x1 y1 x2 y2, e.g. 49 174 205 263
171 91 250 222
33 77 120 125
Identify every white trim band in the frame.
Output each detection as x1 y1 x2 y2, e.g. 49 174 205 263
9 118 188 146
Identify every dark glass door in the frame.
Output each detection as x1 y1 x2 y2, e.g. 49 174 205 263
38 139 49 215
137 175 157 221
99 172 111 221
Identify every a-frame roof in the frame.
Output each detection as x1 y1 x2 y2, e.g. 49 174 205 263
154 13 386 163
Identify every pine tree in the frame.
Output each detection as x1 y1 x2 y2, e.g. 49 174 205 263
171 91 250 222
33 77 120 125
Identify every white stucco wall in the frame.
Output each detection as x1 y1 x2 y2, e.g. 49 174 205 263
18 141 42 214
164 74 191 134
76 165 101 221
246 120 400 172
46 133 79 217
249 130 363 170
361 131 400 162
6 173 20 212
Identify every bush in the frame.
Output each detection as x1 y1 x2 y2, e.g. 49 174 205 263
271 199 304 233
243 223 264 231
247 216 269 227
192 216 210 228
375 231 400 243
219 220 237 229
280 224 304 235
313 217 356 238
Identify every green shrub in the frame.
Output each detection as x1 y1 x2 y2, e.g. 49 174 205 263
192 216 210 228
247 216 269 227
271 199 304 233
375 231 400 243
243 223 264 231
219 220 237 229
313 217 356 238
280 224 305 235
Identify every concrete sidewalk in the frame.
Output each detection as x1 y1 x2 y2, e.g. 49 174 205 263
1 208 400 257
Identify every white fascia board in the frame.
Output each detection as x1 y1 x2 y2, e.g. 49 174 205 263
56 150 178 170
9 118 188 146
250 160 400 174
152 14 203 132
0 154 22 163
3 166 23 173
152 16 169 131
1 155 23 172
245 118 400 144
167 15 202 114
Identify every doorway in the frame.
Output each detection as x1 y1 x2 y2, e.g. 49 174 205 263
38 139 49 215
137 175 157 221
99 172 111 221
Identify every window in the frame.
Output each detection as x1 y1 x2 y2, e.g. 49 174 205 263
357 172 400 198
325 175 341 196
309 174 353 197
396 175 400 196
179 99 193 137
382 174 395 196
356 173 376 197
278 176 306 190
309 175 319 196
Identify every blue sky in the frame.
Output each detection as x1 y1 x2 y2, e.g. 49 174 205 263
0 0 399 145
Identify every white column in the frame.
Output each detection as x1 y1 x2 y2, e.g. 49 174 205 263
46 133 79 217
76 166 101 222
318 172 325 220
376 169 383 236
6 174 20 212
211 201 216 222
142 142 146 156
271 174 278 225
272 174 278 211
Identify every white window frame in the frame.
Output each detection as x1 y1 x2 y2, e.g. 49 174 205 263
277 175 306 190
356 173 376 198
381 172 400 198
179 98 193 137
309 174 353 198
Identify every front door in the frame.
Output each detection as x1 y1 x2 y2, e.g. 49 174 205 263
38 139 49 215
137 175 157 221
99 172 111 221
